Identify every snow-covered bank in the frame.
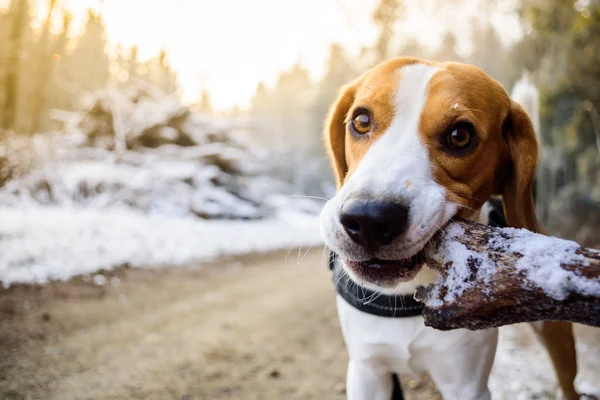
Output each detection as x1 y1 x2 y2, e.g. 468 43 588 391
0 83 326 287
0 206 323 286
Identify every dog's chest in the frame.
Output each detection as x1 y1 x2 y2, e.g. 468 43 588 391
336 295 488 375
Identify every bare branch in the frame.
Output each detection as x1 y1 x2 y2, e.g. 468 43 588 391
416 219 600 330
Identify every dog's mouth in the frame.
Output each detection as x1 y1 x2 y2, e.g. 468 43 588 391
342 249 426 288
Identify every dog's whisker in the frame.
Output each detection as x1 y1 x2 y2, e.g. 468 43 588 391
371 291 385 304
284 240 298 265
345 270 354 292
445 201 483 214
362 290 375 304
288 194 331 202
454 193 488 204
321 244 329 265
334 268 348 287
299 241 316 264
362 289 384 305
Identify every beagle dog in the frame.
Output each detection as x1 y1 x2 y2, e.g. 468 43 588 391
320 57 580 400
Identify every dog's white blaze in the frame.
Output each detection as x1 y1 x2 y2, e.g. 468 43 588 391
340 64 439 204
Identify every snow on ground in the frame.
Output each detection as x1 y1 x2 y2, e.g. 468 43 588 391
0 205 323 287
490 323 600 400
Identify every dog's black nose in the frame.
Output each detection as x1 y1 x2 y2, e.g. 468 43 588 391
339 199 409 251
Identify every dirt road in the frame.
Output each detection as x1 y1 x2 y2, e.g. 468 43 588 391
1 249 598 400
0 249 440 400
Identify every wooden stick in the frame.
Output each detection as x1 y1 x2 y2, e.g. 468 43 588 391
415 219 600 331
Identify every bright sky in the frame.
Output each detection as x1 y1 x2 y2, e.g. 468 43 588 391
32 0 522 110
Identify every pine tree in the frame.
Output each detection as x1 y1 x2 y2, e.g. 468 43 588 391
2 0 29 130
372 0 405 61
48 12 74 112
311 44 354 148
433 32 462 63
128 46 140 81
250 82 270 115
467 21 507 84
397 37 425 59
67 10 110 93
30 0 58 133
148 50 178 94
196 90 213 114
520 0 600 235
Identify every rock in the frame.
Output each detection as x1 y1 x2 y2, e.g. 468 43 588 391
268 368 281 379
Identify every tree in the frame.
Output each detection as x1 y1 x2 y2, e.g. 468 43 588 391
522 0 600 150
432 32 462 63
310 44 354 148
196 90 213 114
372 0 405 61
250 81 270 115
127 46 140 80
46 11 74 114
2 0 29 131
251 61 313 148
467 21 508 84
519 0 600 239
149 49 178 94
30 0 58 133
114 47 178 94
0 3 115 134
396 37 426 59
66 10 110 93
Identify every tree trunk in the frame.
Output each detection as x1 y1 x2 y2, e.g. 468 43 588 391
30 0 57 134
2 0 28 131
416 219 600 331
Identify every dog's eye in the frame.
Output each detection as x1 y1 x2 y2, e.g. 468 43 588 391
446 125 473 149
350 111 372 135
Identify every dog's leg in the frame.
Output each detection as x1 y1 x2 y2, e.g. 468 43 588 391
418 328 497 400
391 373 405 400
346 360 393 400
530 321 579 400
426 354 494 400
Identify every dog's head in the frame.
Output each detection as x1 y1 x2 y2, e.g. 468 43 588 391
320 57 539 293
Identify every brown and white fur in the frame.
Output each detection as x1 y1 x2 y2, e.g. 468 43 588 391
320 58 580 400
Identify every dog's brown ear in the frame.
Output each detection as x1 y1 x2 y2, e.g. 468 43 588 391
324 83 357 188
501 100 540 232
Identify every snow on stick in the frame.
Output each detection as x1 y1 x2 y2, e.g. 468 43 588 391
415 219 600 330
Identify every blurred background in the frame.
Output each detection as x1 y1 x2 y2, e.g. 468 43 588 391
0 0 599 399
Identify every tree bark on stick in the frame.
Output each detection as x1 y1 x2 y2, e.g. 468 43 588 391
415 219 600 331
